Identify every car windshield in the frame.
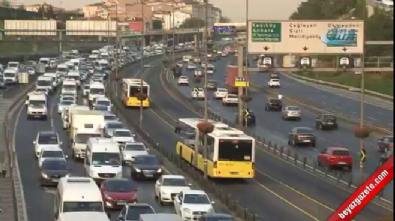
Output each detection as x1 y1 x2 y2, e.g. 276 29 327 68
42 160 67 170
162 178 188 186
180 76 188 80
183 194 210 204
125 144 146 151
83 85 90 89
90 88 105 94
323 115 336 120
63 201 103 212
114 130 132 137
61 100 74 105
125 206 155 220
4 72 15 77
104 115 117 121
387 137 394 143
94 105 107 111
35 89 47 93
208 81 216 85
91 152 121 166
106 179 135 192
107 122 123 129
287 106 300 111
218 89 227 92
332 150 350 156
42 150 63 158
61 96 74 101
29 100 46 107
297 128 313 134
134 155 159 165
38 134 58 144
227 94 238 98
97 100 110 106
270 99 281 103
75 133 102 143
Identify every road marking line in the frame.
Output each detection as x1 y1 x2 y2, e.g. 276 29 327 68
368 116 377 121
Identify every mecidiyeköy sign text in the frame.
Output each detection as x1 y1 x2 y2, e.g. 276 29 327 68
247 20 364 54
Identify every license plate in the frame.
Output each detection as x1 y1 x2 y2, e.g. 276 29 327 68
338 162 347 165
145 174 153 177
230 171 239 175
303 140 310 142
52 179 59 182
326 122 333 124
117 202 126 205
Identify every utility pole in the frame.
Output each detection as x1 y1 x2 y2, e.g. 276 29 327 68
139 0 145 128
172 2 175 62
359 0 366 185
115 3 119 97
237 44 244 128
244 0 249 95
203 0 209 179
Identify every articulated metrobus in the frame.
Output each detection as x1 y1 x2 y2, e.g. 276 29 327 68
121 78 150 107
175 118 255 179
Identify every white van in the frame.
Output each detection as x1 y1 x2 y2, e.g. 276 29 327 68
26 92 47 119
3 68 18 84
62 105 90 129
62 79 77 96
36 76 54 92
44 72 61 87
39 58 50 68
55 177 110 221
88 82 105 102
7 61 20 70
66 71 81 86
182 55 192 62
85 138 122 182
56 64 68 77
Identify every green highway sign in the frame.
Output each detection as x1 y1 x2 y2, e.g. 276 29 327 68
251 22 281 42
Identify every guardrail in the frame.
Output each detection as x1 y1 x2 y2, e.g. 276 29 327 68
284 72 394 101
159 59 394 205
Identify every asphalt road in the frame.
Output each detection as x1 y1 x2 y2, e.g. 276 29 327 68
170 56 394 198
119 59 391 221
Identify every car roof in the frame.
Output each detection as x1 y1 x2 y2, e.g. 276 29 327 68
106 120 122 124
41 146 62 151
39 131 57 136
42 158 66 163
114 128 130 132
162 175 185 179
184 189 206 195
328 147 349 151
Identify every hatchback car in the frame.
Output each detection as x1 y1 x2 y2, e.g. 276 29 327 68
101 178 138 209
318 147 352 170
288 127 316 147
282 106 301 121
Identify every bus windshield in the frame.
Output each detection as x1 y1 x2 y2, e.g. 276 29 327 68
128 86 148 97
218 139 253 161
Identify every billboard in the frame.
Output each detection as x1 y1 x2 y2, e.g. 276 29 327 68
213 25 236 41
66 20 117 36
247 20 364 54
4 20 57 35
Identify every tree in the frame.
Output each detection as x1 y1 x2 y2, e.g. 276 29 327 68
17 4 25 10
290 0 355 20
179 18 206 29
1 0 10 7
219 16 231 23
47 5 55 19
37 5 45 18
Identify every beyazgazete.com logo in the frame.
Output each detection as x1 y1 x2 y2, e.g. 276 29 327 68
321 28 358 47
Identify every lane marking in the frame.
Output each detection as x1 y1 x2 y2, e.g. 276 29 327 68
368 116 377 121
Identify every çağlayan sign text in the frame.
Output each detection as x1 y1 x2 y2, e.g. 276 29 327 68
248 20 364 54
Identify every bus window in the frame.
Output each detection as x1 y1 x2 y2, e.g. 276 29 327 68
129 86 148 97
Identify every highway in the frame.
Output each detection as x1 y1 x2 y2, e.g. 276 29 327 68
117 58 391 221
13 58 188 221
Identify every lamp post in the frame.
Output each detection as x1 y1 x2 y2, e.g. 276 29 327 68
172 2 175 62
244 0 249 96
139 0 145 127
202 0 209 179
359 1 366 184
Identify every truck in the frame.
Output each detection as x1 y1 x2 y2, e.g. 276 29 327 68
70 110 105 159
225 65 249 94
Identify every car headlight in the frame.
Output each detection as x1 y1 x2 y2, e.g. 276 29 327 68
183 208 192 214
157 168 162 173
135 168 141 172
116 172 123 177
41 173 48 178
65 174 70 178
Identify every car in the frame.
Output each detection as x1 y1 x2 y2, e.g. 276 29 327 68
265 98 282 111
318 147 352 170
83 84 90 96
131 155 162 180
93 104 109 112
100 178 138 209
176 62 183 68
178 76 189 86
268 79 280 88
221 51 228 57
121 142 149 164
315 114 338 130
39 158 70 186
288 127 316 147
270 73 280 79
222 94 239 106
206 80 217 90
213 88 228 99
103 112 118 123
94 97 112 112
57 100 76 114
34 131 62 158
187 62 196 69
199 213 234 221
60 92 77 100
191 87 205 100
118 203 156 221
104 121 125 137
377 136 393 152
282 106 301 121
155 175 192 205
59 95 76 103
193 57 201 63
111 129 136 147
38 146 68 167
194 70 203 77
206 65 215 75
174 190 215 220
34 88 49 95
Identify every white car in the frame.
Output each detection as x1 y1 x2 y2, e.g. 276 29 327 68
191 88 205 99
187 62 196 69
121 142 149 164
57 100 76 114
38 147 67 167
178 76 189 86
93 97 112 112
300 57 310 66
221 52 228 57
222 94 239 106
340 57 350 66
34 131 62 158
213 88 228 99
155 175 191 204
174 190 215 220
193 57 200 63
268 79 281 88
194 70 203 77
111 129 136 146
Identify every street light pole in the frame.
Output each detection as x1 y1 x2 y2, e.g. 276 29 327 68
244 0 249 96
139 0 145 128
359 4 366 184
203 0 209 179
172 2 175 62
115 3 119 97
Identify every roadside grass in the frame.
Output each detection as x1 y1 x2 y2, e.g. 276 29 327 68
296 72 394 96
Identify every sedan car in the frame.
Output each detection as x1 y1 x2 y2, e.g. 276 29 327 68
103 112 118 123
191 88 205 100
57 100 76 114
222 94 239 106
112 129 135 147
178 76 189 86
213 88 228 99
40 158 70 186
131 155 162 180
265 98 282 111
288 127 316 147
377 136 393 152
207 80 217 90
282 106 301 121
122 142 149 164
318 147 353 170
101 178 138 209
174 190 215 220
268 79 280 88
155 175 191 204
38 146 67 167
118 203 156 221
94 97 112 112
187 62 197 69
93 104 109 112
315 114 338 130
104 121 125 137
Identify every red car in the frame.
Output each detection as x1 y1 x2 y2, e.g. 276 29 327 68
318 147 353 170
100 178 138 209
377 136 393 152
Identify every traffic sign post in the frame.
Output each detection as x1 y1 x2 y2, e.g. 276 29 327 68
235 77 249 87
360 148 367 163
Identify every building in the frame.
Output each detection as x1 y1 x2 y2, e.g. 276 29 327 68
192 3 221 27
83 2 105 18
24 3 63 12
153 9 190 29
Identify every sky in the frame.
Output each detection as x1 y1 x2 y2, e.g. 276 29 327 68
18 0 306 21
